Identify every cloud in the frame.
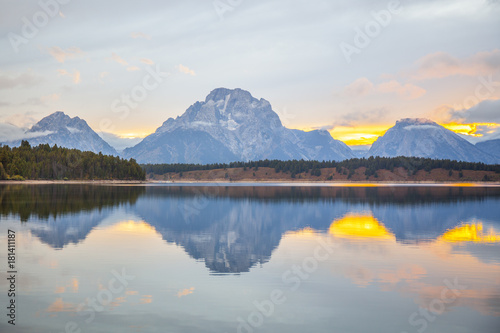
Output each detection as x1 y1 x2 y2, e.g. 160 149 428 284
343 77 373 97
140 58 154 65
111 53 129 66
335 108 389 126
4 112 38 128
53 278 78 294
0 123 24 142
24 93 60 107
450 99 500 123
57 69 81 84
412 49 500 80
110 54 145 71
178 64 195 76
177 287 195 298
139 295 153 304
23 98 47 107
47 46 84 63
0 71 43 90
377 80 426 99
431 104 456 123
0 122 54 143
342 78 425 100
441 99 500 142
45 298 76 313
130 32 151 40
54 286 65 294
404 0 492 20
41 93 60 103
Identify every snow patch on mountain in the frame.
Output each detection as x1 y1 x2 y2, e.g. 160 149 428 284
403 125 440 130
66 126 82 133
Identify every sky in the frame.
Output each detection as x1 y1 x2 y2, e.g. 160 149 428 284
0 0 499 150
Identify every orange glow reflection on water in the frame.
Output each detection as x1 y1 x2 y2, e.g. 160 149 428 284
329 213 395 240
439 223 500 243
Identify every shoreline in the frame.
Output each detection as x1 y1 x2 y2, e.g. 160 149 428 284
146 180 500 186
1 179 500 186
0 180 147 185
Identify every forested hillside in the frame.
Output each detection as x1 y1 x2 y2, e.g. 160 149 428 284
0 141 145 180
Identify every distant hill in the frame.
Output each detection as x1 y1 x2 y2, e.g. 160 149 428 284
143 157 500 182
367 118 496 163
123 88 355 163
476 139 500 162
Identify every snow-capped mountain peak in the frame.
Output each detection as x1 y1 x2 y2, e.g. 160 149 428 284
123 88 355 164
3 112 117 155
368 118 496 163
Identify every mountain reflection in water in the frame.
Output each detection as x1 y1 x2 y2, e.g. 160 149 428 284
2 184 499 273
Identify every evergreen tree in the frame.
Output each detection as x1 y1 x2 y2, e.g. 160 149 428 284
0 162 8 180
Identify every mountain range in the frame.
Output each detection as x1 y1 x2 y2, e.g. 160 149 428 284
1 88 499 164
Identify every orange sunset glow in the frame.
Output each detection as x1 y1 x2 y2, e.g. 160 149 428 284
318 122 500 146
441 122 500 137
328 125 390 146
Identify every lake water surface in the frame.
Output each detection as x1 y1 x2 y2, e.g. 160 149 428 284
1 184 500 333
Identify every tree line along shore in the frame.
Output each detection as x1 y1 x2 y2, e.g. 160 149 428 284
143 157 500 182
0 141 145 181
1 142 499 182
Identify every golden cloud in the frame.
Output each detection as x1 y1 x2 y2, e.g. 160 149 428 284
47 46 84 63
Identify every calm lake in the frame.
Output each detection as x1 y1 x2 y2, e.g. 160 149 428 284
1 184 500 333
